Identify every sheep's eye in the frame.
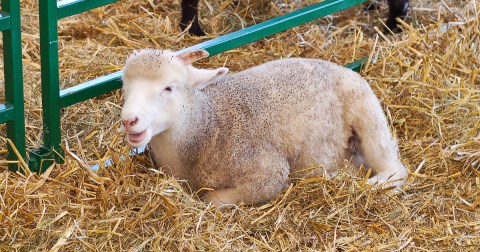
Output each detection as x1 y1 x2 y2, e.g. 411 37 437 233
161 86 174 96
160 85 176 96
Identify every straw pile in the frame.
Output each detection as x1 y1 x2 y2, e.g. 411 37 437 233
1 0 479 250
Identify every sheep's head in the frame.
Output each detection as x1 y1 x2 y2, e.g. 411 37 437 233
120 49 228 147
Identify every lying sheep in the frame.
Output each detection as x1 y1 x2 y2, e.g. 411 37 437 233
180 0 409 35
120 49 408 206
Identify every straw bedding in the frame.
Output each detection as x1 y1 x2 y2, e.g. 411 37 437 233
1 0 479 250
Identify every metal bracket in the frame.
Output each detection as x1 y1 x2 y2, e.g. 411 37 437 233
28 146 65 173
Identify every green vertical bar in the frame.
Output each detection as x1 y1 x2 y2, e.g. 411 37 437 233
29 0 64 172
2 0 26 171
39 0 60 148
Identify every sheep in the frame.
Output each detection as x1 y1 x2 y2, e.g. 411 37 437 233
120 49 408 206
179 0 409 36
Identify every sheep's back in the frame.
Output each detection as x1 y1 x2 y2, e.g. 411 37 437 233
199 58 369 174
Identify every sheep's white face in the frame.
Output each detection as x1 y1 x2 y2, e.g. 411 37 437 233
119 49 228 147
120 72 188 147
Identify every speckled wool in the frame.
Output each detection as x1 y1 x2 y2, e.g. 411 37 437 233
120 49 408 206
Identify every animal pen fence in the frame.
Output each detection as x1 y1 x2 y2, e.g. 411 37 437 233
2 0 369 173
0 0 26 171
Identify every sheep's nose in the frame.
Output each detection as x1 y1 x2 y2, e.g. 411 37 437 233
122 117 139 129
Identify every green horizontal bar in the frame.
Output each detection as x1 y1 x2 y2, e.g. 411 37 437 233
57 0 367 108
345 56 368 72
59 71 122 108
0 14 11 31
178 0 368 56
57 0 120 19
0 103 14 124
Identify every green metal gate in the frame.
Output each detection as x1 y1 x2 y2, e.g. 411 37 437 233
0 0 26 172
1 0 369 172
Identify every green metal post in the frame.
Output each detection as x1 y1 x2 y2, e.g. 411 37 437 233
29 0 64 172
1 0 26 171
29 0 122 172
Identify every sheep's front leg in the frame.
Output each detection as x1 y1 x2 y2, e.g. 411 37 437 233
204 147 290 207
204 188 243 206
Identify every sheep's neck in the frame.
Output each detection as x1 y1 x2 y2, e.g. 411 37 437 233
170 91 217 142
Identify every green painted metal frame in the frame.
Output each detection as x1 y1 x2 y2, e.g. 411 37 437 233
29 0 124 171
31 0 368 172
0 0 26 171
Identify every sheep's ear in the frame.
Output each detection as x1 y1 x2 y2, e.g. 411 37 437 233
188 66 229 90
176 50 209 64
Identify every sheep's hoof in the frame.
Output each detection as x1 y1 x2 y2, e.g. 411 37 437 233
367 172 406 192
180 21 206 36
385 19 404 33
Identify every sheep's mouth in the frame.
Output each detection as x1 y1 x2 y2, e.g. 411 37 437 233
128 130 146 144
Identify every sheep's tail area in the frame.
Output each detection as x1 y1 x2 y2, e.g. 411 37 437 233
341 72 408 187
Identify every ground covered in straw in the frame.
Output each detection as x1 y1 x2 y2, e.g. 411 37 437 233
1 0 479 250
